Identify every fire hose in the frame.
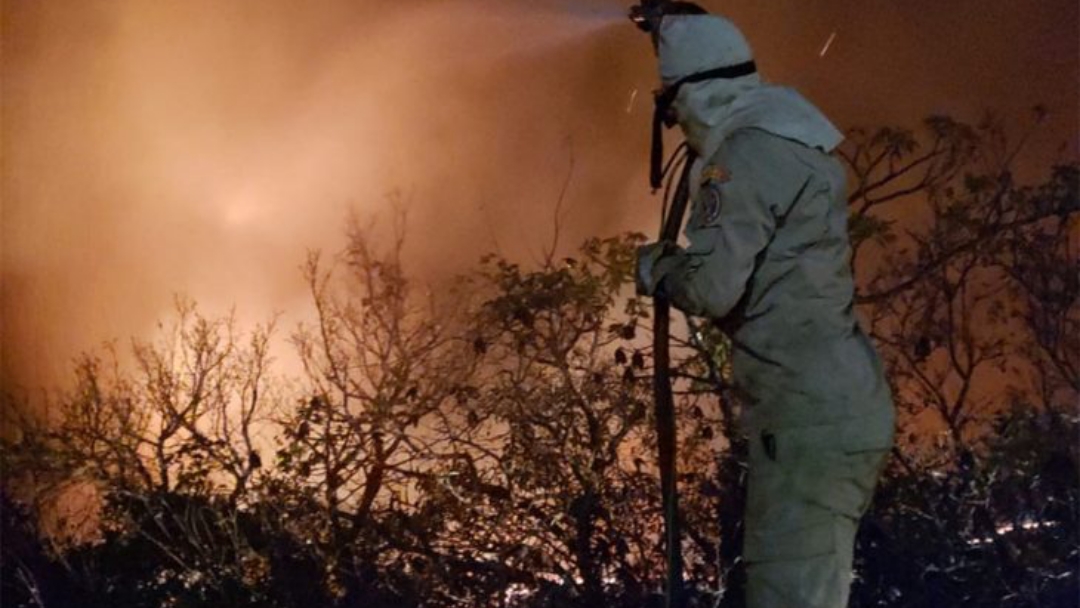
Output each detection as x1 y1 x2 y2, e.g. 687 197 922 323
650 148 695 608
629 3 711 607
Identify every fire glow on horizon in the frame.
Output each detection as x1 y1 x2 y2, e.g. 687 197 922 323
3 0 1077 393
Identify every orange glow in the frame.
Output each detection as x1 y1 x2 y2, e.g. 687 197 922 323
3 0 1077 393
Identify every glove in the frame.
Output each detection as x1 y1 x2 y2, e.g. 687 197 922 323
636 241 682 296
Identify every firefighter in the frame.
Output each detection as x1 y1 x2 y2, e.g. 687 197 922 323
635 13 896 608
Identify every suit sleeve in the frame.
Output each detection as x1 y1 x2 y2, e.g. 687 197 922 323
657 132 795 319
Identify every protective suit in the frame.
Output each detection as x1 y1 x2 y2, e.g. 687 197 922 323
637 14 896 608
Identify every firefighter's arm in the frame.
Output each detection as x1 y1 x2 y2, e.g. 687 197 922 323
638 132 782 319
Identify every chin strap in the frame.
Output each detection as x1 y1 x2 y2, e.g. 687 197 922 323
650 61 757 190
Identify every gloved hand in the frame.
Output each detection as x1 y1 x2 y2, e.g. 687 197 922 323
636 241 682 296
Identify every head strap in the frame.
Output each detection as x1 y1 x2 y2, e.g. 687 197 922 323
650 61 757 189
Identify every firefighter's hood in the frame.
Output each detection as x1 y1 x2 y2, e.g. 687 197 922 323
657 15 844 158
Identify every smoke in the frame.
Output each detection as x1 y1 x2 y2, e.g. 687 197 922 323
0 0 655 390
2 0 1076 391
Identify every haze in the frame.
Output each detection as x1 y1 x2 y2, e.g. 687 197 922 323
2 0 1076 391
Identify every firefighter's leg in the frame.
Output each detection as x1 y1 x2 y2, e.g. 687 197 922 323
743 425 888 608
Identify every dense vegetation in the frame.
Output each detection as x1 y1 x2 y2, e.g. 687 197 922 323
3 116 1077 607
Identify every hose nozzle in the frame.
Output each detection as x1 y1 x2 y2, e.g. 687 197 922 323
628 1 707 34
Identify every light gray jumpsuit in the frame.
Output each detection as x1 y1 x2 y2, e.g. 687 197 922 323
646 14 896 605
658 125 895 607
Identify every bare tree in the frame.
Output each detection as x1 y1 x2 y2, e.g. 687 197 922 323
277 215 481 603
2 298 283 605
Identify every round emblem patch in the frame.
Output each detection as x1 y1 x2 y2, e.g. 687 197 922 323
701 184 723 225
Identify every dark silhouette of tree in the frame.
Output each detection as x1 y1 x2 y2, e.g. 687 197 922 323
838 114 1078 608
1 115 1075 608
268 214 484 606
1 299 295 607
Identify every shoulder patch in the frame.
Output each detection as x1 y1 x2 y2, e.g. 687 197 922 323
700 164 731 187
700 182 723 225
696 164 729 226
